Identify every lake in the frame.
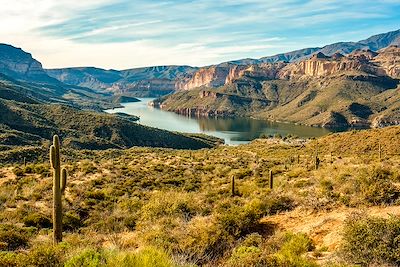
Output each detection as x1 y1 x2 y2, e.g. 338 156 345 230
105 98 332 145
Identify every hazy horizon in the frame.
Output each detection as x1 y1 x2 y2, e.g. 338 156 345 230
1 0 400 70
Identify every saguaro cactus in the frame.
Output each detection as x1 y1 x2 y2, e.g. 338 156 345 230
50 135 67 244
314 144 320 170
269 170 273 190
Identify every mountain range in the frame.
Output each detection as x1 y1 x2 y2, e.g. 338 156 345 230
43 29 400 96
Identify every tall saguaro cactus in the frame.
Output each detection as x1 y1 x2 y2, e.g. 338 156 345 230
50 135 67 244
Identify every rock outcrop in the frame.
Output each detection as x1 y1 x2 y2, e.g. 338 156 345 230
0 44 57 83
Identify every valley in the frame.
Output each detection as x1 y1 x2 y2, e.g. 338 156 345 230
0 25 400 267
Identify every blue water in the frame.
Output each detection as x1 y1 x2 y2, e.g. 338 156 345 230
105 98 331 145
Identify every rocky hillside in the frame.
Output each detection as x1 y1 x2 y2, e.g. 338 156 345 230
0 44 122 111
154 46 400 128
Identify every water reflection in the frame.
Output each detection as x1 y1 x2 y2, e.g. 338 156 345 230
105 98 332 145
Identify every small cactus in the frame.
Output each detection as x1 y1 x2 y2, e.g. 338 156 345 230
50 135 67 244
314 144 320 170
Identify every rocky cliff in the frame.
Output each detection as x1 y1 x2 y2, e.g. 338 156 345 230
0 44 58 83
155 46 400 128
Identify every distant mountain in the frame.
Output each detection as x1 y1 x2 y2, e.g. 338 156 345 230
232 29 400 64
46 65 198 97
43 29 400 96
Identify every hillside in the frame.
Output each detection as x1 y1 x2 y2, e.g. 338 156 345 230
0 97 219 151
0 126 399 266
154 46 400 128
0 45 122 111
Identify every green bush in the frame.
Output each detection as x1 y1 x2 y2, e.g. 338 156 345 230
63 212 83 231
65 248 104 267
341 213 400 266
23 212 52 229
105 247 176 267
22 244 62 267
273 232 316 267
360 167 400 205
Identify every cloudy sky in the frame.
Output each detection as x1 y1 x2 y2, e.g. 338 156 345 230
1 0 399 69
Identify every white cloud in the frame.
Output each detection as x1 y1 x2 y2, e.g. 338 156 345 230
0 0 398 69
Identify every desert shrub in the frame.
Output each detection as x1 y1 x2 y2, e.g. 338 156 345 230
64 247 176 267
63 211 83 231
21 244 62 267
86 190 106 201
140 191 201 222
80 161 97 175
0 252 19 266
341 213 400 266
0 224 29 251
23 212 52 229
12 167 24 177
273 232 316 267
227 233 268 267
228 246 265 267
105 247 176 267
360 167 400 205
23 164 50 177
261 195 294 215
65 248 104 267
217 201 264 238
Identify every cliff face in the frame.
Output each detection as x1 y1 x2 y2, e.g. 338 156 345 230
0 44 55 82
277 52 376 79
372 46 400 79
175 65 238 90
175 46 400 91
176 63 286 91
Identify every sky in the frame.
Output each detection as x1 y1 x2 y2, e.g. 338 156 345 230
0 0 399 70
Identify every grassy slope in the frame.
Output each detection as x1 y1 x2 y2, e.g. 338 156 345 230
0 126 399 266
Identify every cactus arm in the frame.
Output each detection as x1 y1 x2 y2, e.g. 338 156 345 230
61 168 67 193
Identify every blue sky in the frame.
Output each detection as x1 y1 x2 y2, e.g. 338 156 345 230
1 0 399 69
